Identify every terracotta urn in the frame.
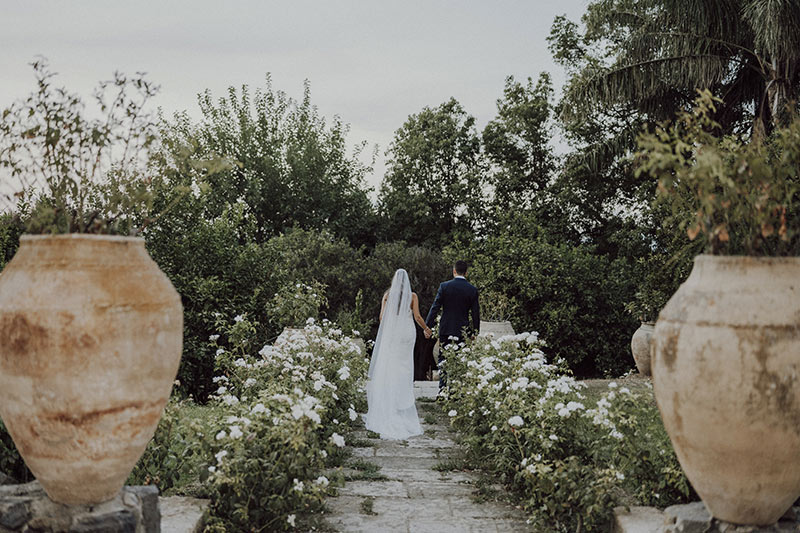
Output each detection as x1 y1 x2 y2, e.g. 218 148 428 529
0 235 183 504
630 322 655 376
652 255 800 525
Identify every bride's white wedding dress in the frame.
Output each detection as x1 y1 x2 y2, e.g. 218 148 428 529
364 269 423 440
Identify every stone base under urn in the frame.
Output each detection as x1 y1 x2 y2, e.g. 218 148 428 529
614 502 800 533
0 481 159 533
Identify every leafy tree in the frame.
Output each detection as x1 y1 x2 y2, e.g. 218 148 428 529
553 0 800 147
483 74 556 213
159 77 377 247
378 98 485 248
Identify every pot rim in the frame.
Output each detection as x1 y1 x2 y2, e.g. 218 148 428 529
695 253 800 264
20 234 143 243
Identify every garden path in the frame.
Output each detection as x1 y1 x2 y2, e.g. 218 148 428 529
323 381 530 532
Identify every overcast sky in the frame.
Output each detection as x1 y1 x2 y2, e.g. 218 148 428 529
1 0 589 191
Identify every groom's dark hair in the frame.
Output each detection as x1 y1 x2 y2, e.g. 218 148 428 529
454 260 468 275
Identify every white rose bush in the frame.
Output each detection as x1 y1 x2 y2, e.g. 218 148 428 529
199 316 367 531
442 332 693 532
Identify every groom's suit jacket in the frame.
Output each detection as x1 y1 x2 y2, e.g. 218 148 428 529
425 277 480 340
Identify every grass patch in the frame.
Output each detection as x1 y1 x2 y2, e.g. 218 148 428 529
366 430 380 439
417 397 437 403
360 497 378 516
424 428 436 437
348 459 380 473
432 456 470 472
423 413 438 424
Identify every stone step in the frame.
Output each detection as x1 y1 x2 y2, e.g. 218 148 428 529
160 496 209 533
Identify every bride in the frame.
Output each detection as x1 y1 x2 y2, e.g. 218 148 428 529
364 269 431 440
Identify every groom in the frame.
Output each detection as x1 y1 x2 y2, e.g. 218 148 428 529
425 260 480 391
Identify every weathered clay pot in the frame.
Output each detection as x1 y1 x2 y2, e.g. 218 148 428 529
630 322 655 376
0 235 183 505
653 255 800 525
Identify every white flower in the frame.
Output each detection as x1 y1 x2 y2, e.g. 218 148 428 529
293 478 304 492
508 416 524 427
608 381 618 389
331 433 345 447
215 430 227 441
619 387 631 394
208 465 216 473
234 314 244 322
448 410 458 417
314 476 329 487
548 434 558 441
320 450 328 458
215 348 225 356
287 514 296 527
229 425 243 439
491 425 498 432
221 395 239 406
209 334 219 341
610 429 624 440
234 358 247 367
251 403 267 414
244 377 257 388
216 386 228 395
616 471 625 480
215 450 228 463
337 366 351 380
348 408 358 421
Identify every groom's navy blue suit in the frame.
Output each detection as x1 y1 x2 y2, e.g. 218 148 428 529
425 276 480 389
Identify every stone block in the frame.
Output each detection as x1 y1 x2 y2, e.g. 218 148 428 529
614 503 800 533
0 481 159 532
613 505 665 532
159 497 209 533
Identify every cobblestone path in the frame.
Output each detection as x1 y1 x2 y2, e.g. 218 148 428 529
324 382 530 532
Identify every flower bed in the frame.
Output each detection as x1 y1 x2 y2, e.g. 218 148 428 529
128 317 368 532
442 332 694 532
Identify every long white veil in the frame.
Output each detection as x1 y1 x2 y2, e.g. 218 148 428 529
364 269 422 439
368 269 412 380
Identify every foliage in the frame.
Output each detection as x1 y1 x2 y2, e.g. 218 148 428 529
0 59 159 234
448 210 638 377
267 281 328 330
202 317 367 531
378 98 485 248
127 399 213 497
637 91 800 256
0 419 32 483
554 0 800 148
158 77 377 247
442 333 694 532
144 201 279 401
483 73 556 213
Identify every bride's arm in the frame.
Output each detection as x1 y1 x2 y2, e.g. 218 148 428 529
379 292 388 322
411 294 432 338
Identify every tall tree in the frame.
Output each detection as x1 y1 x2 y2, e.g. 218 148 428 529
378 98 484 248
158 77 377 247
483 73 556 212
554 0 800 146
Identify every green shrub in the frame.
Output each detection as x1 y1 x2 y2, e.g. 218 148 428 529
637 90 800 256
448 215 638 377
201 316 368 531
267 281 327 330
443 332 694 531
